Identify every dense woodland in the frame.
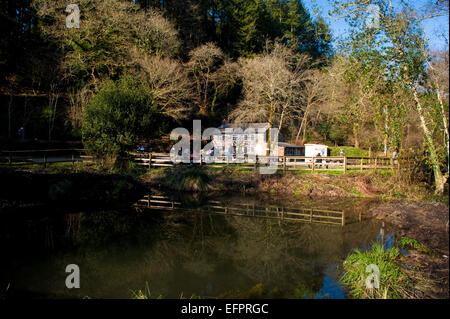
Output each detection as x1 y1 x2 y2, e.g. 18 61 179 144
0 0 448 192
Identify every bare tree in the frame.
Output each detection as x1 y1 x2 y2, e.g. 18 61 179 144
44 84 60 141
325 55 384 148
133 52 193 120
67 86 93 132
34 0 181 87
187 43 225 114
210 60 241 113
425 48 449 162
230 43 311 148
295 69 328 144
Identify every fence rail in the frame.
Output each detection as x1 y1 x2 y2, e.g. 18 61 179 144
1 149 411 172
131 152 410 172
0 149 94 167
135 195 345 226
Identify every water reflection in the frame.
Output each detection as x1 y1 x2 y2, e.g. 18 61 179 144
0 194 389 299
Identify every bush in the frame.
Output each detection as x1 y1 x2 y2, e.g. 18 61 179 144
82 76 159 164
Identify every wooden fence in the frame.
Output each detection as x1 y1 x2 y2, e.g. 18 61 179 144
135 195 345 226
131 152 409 173
0 149 94 167
1 149 410 173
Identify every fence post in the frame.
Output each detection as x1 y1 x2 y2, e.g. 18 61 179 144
283 156 286 172
312 157 315 173
72 151 75 168
344 157 347 174
254 155 258 171
148 153 152 169
390 157 394 171
360 158 363 172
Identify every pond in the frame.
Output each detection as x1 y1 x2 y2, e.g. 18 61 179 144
0 192 394 299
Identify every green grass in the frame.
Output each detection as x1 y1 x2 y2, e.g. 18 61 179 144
400 237 430 254
130 282 211 299
167 166 212 191
290 169 345 175
130 282 163 299
0 161 94 172
340 242 411 299
377 169 394 176
329 146 369 157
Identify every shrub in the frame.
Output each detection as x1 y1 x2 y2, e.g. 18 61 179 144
82 76 159 164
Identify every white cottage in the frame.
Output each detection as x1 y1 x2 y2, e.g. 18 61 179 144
212 122 270 157
211 122 328 159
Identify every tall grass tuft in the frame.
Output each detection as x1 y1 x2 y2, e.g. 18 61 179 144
168 166 212 192
340 242 411 299
130 282 163 299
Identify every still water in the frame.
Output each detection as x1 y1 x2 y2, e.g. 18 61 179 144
0 193 390 299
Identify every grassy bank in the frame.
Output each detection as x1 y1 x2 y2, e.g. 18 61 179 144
2 160 447 203
340 238 445 299
142 165 446 203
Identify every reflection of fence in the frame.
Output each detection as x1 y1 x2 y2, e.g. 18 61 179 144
0 149 94 167
135 195 345 226
131 152 410 173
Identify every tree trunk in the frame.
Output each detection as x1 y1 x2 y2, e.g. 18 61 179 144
295 110 308 144
412 85 447 194
353 125 359 148
7 95 13 139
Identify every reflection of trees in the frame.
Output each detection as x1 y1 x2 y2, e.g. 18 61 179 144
1 196 383 299
132 212 344 298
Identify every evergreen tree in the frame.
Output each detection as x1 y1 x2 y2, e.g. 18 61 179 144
218 0 260 57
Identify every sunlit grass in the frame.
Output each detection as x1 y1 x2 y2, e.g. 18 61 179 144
400 237 430 254
340 242 411 299
329 146 369 157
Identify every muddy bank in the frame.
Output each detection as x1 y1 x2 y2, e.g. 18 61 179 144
0 168 147 210
143 167 422 199
369 201 449 298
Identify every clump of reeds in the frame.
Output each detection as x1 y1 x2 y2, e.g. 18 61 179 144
340 242 412 299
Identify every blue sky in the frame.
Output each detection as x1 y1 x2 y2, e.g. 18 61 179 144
303 0 449 51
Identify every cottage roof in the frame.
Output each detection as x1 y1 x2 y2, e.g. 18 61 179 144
278 142 303 148
218 122 270 131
